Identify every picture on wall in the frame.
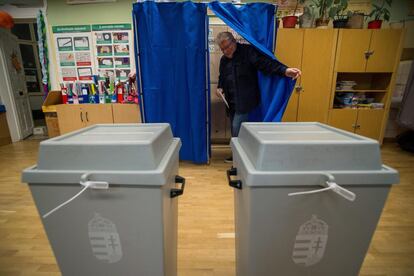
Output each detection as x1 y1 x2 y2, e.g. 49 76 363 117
95 32 112 44
116 69 130 81
113 32 129 43
98 57 114 68
74 37 90 51
92 23 134 81
75 52 92 66
98 69 115 79
53 24 135 82
97 45 113 56
114 57 130 68
59 53 75 66
53 25 95 83
114 44 129 56
61 67 77 81
57 37 73 51
77 67 93 81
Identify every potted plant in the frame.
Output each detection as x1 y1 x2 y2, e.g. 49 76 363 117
299 2 317 28
312 0 332 28
329 0 349 28
347 11 365 29
367 0 392 29
282 0 306 28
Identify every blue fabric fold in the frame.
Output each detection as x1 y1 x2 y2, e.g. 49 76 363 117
209 1 296 122
133 1 209 163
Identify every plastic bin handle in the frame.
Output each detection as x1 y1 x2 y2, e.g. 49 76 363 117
171 175 186 198
227 167 242 190
288 173 356 202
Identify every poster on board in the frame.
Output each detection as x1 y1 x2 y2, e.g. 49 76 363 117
53 25 95 82
92 24 135 82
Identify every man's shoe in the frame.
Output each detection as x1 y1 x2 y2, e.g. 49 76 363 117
224 156 233 163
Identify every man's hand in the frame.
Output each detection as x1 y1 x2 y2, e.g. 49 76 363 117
285 68 301 80
216 88 224 98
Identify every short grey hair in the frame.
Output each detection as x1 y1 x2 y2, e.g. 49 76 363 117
216 32 236 45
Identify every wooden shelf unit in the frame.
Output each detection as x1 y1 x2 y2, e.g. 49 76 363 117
328 29 405 142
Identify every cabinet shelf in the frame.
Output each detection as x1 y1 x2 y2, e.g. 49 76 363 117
335 90 387 93
332 107 385 110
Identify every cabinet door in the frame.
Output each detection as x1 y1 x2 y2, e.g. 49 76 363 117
275 29 304 122
366 29 402 72
210 84 227 140
112 104 141 123
82 104 113 126
355 109 385 140
298 29 337 123
328 109 358 133
56 104 85 134
335 29 371 72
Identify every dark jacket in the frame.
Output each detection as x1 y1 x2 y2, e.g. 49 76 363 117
218 43 287 113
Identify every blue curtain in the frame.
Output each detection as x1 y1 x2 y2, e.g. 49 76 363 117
209 1 296 122
132 1 209 163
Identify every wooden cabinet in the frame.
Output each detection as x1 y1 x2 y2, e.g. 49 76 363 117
56 105 85 134
330 29 404 142
327 109 358 133
366 29 402 72
328 72 396 142
112 104 141 123
336 29 403 73
57 104 140 135
276 29 404 141
355 109 384 139
276 29 337 123
336 30 371 72
276 29 303 122
328 109 385 140
299 29 337 122
83 104 114 126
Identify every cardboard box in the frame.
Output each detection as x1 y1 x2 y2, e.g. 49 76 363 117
45 113 60 138
43 91 62 138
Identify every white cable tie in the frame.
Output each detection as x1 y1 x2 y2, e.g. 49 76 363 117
42 185 89 219
42 179 109 219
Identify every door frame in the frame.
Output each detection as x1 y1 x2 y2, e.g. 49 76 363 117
0 29 25 141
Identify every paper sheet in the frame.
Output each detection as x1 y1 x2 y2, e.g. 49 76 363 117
219 91 229 108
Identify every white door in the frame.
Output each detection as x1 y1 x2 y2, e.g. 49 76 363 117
0 29 33 140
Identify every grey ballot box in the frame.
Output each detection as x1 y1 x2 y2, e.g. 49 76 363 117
22 124 185 276
228 122 399 276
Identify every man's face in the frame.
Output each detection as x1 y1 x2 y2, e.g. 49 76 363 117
219 39 236 59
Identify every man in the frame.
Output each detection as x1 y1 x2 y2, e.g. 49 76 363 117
216 32 301 163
